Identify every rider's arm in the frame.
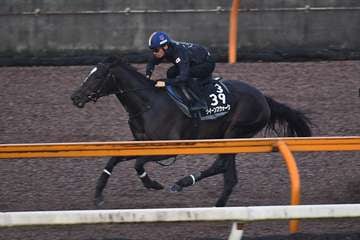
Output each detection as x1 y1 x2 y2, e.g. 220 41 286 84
167 52 190 86
146 56 161 78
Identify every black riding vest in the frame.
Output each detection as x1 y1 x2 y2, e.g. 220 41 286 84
146 41 212 84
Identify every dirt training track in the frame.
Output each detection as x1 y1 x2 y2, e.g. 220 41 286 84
0 61 359 240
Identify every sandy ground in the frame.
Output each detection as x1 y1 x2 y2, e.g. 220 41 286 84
0 60 359 240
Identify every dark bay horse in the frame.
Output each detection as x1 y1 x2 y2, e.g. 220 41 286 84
71 56 312 208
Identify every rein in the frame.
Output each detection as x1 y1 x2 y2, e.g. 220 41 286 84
114 86 154 96
156 156 177 167
84 68 155 119
109 73 154 119
110 73 154 96
88 73 154 101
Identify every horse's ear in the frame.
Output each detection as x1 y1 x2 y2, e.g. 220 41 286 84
104 55 131 68
103 55 120 65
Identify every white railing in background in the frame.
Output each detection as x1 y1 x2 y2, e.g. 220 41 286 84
1 204 360 240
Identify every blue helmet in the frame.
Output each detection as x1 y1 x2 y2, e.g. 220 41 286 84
148 32 171 49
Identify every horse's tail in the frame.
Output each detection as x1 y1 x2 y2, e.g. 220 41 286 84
265 96 312 137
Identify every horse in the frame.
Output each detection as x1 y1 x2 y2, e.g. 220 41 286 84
71 56 312 208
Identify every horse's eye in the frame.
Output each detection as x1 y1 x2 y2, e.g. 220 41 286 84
88 93 96 99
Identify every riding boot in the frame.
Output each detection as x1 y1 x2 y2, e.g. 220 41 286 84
188 81 207 113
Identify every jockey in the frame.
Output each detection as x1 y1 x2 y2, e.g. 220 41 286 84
145 31 215 112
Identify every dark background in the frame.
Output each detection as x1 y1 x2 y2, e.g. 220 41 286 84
1 0 360 66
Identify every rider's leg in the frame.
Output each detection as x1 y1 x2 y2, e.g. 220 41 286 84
189 59 215 83
166 65 189 104
186 61 216 111
166 65 179 79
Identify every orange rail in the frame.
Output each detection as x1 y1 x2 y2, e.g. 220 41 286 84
0 136 359 233
277 141 301 233
0 137 359 159
229 0 241 64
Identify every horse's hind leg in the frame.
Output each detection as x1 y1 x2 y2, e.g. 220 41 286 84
215 155 237 207
170 154 228 192
134 155 175 190
170 154 238 207
95 156 133 207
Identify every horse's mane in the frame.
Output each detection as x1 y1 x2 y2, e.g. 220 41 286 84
102 55 155 88
103 55 134 70
103 55 148 81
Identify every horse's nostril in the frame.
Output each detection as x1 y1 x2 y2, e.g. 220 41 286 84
77 102 85 108
70 95 85 108
72 100 85 108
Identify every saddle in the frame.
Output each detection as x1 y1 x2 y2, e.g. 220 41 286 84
166 78 231 120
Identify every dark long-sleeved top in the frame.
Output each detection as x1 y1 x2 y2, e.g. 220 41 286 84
146 41 211 85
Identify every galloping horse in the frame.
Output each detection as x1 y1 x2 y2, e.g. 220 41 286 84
71 56 312 207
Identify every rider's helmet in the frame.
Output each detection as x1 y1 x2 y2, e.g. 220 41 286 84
148 32 171 49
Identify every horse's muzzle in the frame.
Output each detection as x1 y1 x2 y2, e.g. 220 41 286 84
71 94 86 108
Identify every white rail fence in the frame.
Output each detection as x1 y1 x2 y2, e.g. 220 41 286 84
1 204 360 240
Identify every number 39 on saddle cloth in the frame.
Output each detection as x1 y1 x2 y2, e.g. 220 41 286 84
166 79 232 120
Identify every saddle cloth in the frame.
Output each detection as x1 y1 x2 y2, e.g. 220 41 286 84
166 79 231 120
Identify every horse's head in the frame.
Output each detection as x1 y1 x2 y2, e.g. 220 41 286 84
71 56 155 109
71 58 118 108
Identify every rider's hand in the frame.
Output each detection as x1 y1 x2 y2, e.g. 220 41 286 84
146 68 153 79
155 80 166 88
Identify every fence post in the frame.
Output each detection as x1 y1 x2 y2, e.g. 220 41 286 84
277 140 300 233
228 0 241 64
228 222 244 240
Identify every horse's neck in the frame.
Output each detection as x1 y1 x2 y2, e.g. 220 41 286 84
114 67 156 116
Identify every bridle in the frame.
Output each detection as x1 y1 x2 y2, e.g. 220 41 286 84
86 69 154 118
85 72 112 103
86 70 152 100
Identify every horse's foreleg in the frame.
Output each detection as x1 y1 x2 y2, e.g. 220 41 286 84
134 156 175 190
95 156 133 207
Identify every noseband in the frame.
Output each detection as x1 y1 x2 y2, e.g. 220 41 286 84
87 70 154 118
88 71 154 102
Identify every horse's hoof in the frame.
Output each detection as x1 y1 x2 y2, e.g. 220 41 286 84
144 180 164 190
94 195 105 208
150 180 164 190
169 184 183 193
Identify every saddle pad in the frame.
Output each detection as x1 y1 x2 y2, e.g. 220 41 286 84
166 80 231 120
